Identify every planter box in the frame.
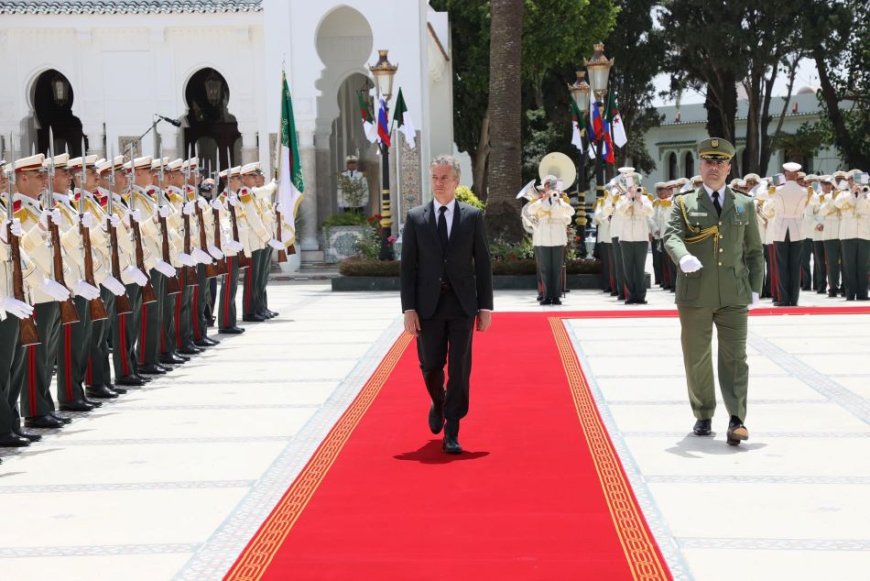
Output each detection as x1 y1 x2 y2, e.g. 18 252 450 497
331 273 648 292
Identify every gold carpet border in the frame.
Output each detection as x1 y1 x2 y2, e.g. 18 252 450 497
549 318 670 581
225 333 413 581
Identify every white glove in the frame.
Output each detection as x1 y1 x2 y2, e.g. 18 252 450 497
197 197 210 211
39 209 62 229
679 254 703 273
123 209 142 226
155 260 176 278
80 212 96 229
280 229 294 244
177 252 197 267
182 201 195 216
207 245 224 260
267 239 284 251
751 292 760 307
73 280 101 301
101 275 127 297
227 195 239 207
273 203 285 215
227 240 244 253
210 199 223 211
0 296 34 319
104 214 121 229
40 278 73 301
158 205 171 219
1 218 23 243
124 265 149 287
191 247 213 264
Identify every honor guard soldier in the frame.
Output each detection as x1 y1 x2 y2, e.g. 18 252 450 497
337 155 369 214
527 175 574 305
651 181 675 291
763 162 811 306
604 183 627 300
185 161 221 348
803 175 827 294
11 154 78 429
252 167 280 319
0 160 41 446
238 164 275 322
593 189 613 294
664 138 764 446
217 167 244 334
615 169 654 304
818 175 843 296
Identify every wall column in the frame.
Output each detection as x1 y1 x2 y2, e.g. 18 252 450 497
297 127 319 251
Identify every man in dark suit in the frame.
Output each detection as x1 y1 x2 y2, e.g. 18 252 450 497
401 155 493 454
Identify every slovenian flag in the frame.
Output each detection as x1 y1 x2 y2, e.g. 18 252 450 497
377 98 391 147
590 101 603 143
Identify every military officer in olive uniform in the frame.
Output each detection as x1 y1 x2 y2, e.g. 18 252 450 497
664 138 764 446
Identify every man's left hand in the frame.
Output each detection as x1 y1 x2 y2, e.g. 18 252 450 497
476 310 492 332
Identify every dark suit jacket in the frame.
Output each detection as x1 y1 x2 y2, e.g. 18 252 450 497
400 201 494 319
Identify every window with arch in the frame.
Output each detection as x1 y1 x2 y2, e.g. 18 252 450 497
667 152 678 180
684 152 694 178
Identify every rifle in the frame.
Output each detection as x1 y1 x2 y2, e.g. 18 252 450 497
46 127 80 325
180 151 198 287
77 141 108 321
126 145 157 304
4 152 40 346
211 156 227 275
193 159 221 279
224 149 250 270
155 154 181 295
106 149 132 315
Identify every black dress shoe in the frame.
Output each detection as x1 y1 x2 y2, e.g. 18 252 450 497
86 385 119 399
156 363 172 372
106 384 127 395
12 426 42 442
828 292 838 298
0 432 31 447
428 402 445 435
636 299 648 304
116 375 145 386
59 399 95 412
242 314 265 322
266 309 279 318
25 415 65 429
194 339 213 348
443 421 462 454
137 364 167 375
134 374 152 383
159 353 187 365
50 412 72 424
219 326 246 334
693 419 712 436
551 298 563 305
82 396 104 407
204 336 220 346
540 298 553 305
179 344 202 355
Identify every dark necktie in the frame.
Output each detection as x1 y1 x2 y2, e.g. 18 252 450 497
438 205 449 251
712 191 722 216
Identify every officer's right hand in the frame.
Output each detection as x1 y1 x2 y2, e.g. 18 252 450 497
679 254 703 273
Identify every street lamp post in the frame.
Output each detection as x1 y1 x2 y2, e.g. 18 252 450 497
369 49 398 260
568 70 591 255
584 43 614 202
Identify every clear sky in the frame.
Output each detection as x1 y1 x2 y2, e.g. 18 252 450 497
651 59 821 107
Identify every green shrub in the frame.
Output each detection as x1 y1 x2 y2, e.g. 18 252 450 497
455 185 485 210
339 256 400 277
322 212 368 227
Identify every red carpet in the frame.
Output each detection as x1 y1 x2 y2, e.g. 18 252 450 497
226 313 670 580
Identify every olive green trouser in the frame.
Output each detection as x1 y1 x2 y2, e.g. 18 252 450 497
677 304 749 422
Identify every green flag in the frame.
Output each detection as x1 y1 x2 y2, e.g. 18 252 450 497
277 70 304 248
392 88 416 149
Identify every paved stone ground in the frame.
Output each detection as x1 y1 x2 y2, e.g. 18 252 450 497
0 274 867 580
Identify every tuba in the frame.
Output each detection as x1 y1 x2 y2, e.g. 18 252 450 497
538 152 576 193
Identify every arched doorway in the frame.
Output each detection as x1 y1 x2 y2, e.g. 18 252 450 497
182 68 241 173
667 152 678 181
33 69 85 156
315 6 375 218
684 151 695 178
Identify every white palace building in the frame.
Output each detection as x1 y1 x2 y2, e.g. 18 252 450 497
0 0 454 262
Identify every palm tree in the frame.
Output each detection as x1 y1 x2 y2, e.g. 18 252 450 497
485 0 525 242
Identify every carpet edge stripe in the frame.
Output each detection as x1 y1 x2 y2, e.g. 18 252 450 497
550 317 671 581
223 333 413 581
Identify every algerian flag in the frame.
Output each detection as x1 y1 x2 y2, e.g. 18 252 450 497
357 91 378 143
392 88 416 149
569 100 585 151
605 90 628 148
277 69 304 251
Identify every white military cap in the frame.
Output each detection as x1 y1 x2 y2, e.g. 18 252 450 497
832 170 848 179
690 175 703 184
674 177 689 187
123 156 153 172
804 174 819 182
654 181 667 189
95 159 111 174
68 154 98 170
229 165 242 177
44 153 70 170
729 178 742 189
14 154 45 172
150 157 169 171
166 159 184 172
218 169 229 179
782 161 802 172
743 173 761 182
345 155 359 163
819 175 834 185
182 158 199 171
240 162 261 175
